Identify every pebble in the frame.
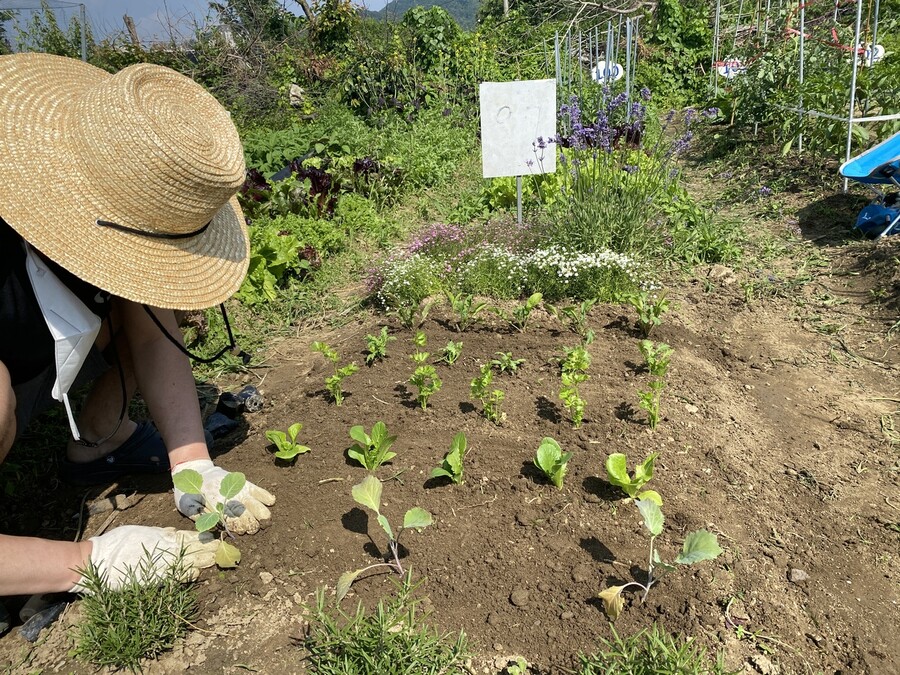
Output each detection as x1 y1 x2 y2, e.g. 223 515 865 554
510 588 530 607
537 582 550 593
493 643 504 652
789 568 809 584
685 404 699 414
486 612 501 626
259 571 274 585
560 610 574 620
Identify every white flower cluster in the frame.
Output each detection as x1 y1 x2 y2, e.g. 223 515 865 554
455 244 529 294
522 245 640 285
375 252 439 309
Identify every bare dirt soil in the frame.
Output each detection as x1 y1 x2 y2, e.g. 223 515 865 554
2 191 899 675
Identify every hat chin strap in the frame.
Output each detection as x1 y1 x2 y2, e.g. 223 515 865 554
141 304 251 366
95 218 211 240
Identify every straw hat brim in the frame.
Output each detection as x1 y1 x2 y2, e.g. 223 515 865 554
0 54 249 311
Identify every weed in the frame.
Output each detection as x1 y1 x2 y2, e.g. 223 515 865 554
533 437 572 489
431 432 467 484
312 341 359 405
365 326 395 365
491 351 525 375
605 452 661 503
627 292 670 337
265 422 311 461
440 340 463 365
347 422 397 470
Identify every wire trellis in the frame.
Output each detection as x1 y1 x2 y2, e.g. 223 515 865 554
0 0 88 61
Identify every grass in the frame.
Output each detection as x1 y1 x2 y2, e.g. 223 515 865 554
577 623 732 675
72 554 199 672
302 572 468 674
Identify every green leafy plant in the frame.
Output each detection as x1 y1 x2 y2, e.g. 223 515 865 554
265 422 311 461
365 326 395 365
171 470 244 568
445 290 489 331
506 657 530 675
490 351 525 374
638 340 673 430
549 298 598 340
312 341 359 406
627 292 671 337
597 499 722 620
560 344 591 428
533 437 572 489
430 432 467 484
470 364 506 424
605 453 661 504
337 476 433 601
440 340 463 365
347 421 397 470
484 389 506 425
409 365 442 410
410 330 430 365
509 292 543 332
395 299 433 330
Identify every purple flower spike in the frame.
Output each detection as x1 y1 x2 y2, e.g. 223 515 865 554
640 86 651 101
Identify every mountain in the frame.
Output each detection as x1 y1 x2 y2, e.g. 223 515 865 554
365 0 481 30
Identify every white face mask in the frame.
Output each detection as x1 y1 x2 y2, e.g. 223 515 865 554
23 243 101 440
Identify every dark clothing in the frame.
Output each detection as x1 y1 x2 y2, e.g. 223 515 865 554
0 220 111 385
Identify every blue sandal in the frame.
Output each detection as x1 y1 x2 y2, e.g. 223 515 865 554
59 421 169 486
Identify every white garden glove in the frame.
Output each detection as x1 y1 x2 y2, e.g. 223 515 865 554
172 459 276 535
70 525 218 594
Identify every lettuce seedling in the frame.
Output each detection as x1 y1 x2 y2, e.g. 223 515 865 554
336 476 433 601
265 422 311 461
430 432 467 484
171 470 244 568
605 452 661 504
598 499 722 620
440 340 463 365
491 351 525 375
347 421 397 470
365 326 394 365
312 341 358 405
409 365 442 409
533 437 572 489
445 290 489 332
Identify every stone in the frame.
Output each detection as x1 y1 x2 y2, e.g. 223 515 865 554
789 568 809 584
685 403 699 414
289 83 304 107
486 612 501 626
560 610 574 620
259 571 274 585
510 588 530 607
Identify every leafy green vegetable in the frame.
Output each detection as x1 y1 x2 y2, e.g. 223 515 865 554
533 437 572 489
347 421 397 470
605 452 661 503
430 432 467 484
265 422 311 461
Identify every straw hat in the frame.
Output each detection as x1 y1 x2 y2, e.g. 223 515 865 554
0 53 249 310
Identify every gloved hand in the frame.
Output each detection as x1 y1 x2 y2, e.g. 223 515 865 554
172 459 275 535
70 525 218 594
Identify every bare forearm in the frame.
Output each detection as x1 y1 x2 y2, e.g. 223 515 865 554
0 534 91 595
0 361 15 463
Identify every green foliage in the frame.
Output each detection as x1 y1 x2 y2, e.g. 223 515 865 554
265 423 311 461
401 6 461 71
430 432 467 484
490 352 524 375
627 292 671 338
484 388 506 425
15 0 93 58
578 623 731 674
470 363 504 423
440 340 463 365
409 364 442 409
171 470 244 567
365 326 395 365
560 344 591 428
533 437 572 489
605 453 662 503
445 290 489 331
73 555 198 671
313 342 359 405
509 292 543 332
306 573 468 674
549 298 598 340
638 341 673 430
237 223 306 306
312 0 359 52
347 421 397 470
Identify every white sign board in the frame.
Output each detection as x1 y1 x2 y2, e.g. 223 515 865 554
480 79 557 179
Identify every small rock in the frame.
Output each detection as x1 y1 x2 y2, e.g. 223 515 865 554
259 571 274 585
749 653 781 674
493 643 504 652
515 511 532 526
537 582 550 593
583 493 602 504
685 404 699 414
789 568 809 584
560 610 574 620
486 612 501 626
510 588 530 607
289 83 304 107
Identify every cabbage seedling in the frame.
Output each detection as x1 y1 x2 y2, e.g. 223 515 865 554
312 341 358 405
430 432 467 484
605 452 661 504
171 470 244 568
347 421 397 470
440 340 463 365
533 437 571 489
265 422 310 461
364 326 394 365
598 499 722 620
336 476 433 601
409 365 441 409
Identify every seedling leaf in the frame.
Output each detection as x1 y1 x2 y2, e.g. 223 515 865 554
633 453 658 483
173 469 204 495
287 422 303 441
195 511 221 533
220 472 246 500
598 585 626 620
605 453 632 494
403 507 432 530
352 475 382 513
264 430 287 447
275 443 310 460
349 425 369 447
535 438 561 473
675 529 722 565
336 569 362 602
371 421 389 447
635 498 664 537
215 540 241 568
430 467 454 480
637 489 662 506
377 513 394 541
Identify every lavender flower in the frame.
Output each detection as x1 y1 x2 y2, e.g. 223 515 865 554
702 107 720 119
758 186 773 197
684 107 697 126
640 86 652 101
623 164 639 174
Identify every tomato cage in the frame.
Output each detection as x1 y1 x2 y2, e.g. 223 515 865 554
0 0 88 61
710 0 898 191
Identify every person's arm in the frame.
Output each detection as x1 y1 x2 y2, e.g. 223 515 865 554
0 534 90 595
0 361 15 463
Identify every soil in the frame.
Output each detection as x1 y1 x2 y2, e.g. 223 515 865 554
1 190 899 674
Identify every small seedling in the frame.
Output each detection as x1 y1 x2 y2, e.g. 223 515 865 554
440 340 463 365
312 341 358 406
265 422 311 461
365 326 395 365
597 499 721 620
471 364 506 424
337 476 433 601
485 389 506 424
549 297 598 339
491 351 525 374
394 299 432 330
506 657 530 675
409 365 442 409
347 421 397 470
627 291 670 337
430 432 467 484
559 344 590 428
410 331 430 364
638 340 673 429
171 470 244 568
605 452 661 503
445 290 489 331
507 292 543 332
533 437 571 489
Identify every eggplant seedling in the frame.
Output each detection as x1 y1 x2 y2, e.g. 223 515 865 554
336 476 433 601
171 470 244 568
347 421 397 470
605 452 661 504
430 432 467 484
598 499 722 620
265 422 310 461
533 437 571 489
